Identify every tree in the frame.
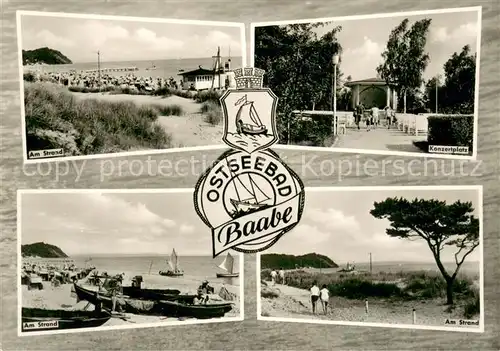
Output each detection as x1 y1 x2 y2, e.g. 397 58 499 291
255 23 343 143
376 18 432 113
442 45 476 114
370 197 479 305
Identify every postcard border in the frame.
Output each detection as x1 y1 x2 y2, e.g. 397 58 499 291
16 10 246 165
17 188 245 337
256 185 484 333
250 6 482 161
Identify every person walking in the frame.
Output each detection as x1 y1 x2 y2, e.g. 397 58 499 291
310 281 320 315
320 284 330 315
371 105 380 129
355 102 364 130
278 268 285 285
270 270 277 286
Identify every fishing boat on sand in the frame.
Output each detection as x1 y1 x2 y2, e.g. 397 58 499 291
234 94 267 135
21 307 111 332
228 171 272 217
216 252 239 278
73 283 233 319
159 248 184 277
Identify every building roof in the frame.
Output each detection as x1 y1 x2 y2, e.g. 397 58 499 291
178 67 215 76
344 77 389 86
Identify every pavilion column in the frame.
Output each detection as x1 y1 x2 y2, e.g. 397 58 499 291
392 90 397 110
386 86 390 108
356 85 360 107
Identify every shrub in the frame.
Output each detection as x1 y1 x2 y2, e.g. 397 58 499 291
201 101 222 125
281 112 333 146
23 72 36 82
261 289 279 299
427 115 474 154
150 104 184 116
463 289 480 318
195 89 222 103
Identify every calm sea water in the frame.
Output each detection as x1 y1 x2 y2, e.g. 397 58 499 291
71 255 240 289
311 261 480 278
27 56 243 79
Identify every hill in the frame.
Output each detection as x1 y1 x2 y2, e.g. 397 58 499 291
261 253 338 270
22 47 72 65
21 242 69 258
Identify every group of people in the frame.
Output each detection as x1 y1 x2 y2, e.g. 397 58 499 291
310 281 330 315
354 102 396 131
270 268 286 285
25 69 182 93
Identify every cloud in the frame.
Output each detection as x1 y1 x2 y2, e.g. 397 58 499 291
305 207 360 233
34 29 75 48
430 22 478 43
179 224 195 234
341 36 384 80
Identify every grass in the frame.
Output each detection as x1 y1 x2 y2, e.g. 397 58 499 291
149 104 184 116
200 101 222 125
24 82 173 156
261 268 480 317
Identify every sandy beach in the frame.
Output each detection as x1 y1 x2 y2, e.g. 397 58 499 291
22 274 240 329
260 280 479 328
71 92 224 148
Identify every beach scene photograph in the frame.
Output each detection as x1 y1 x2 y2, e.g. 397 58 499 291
18 189 243 335
17 11 244 162
252 7 480 158
258 186 483 332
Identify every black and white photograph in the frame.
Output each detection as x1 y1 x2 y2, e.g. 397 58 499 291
257 186 483 332
251 7 481 159
17 11 245 163
17 189 243 336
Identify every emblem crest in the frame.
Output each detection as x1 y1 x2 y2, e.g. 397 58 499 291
194 67 305 258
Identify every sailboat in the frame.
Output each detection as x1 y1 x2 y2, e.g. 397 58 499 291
145 62 157 71
234 95 268 135
229 171 272 217
216 252 239 278
159 248 184 277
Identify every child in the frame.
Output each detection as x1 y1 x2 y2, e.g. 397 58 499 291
270 270 277 286
320 284 330 315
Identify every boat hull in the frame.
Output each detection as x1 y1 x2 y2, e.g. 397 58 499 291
159 300 233 319
216 273 239 278
21 308 111 332
159 271 184 277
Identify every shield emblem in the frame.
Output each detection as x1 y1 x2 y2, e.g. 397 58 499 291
220 88 279 153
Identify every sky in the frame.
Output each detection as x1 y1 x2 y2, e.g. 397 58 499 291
20 14 243 63
304 9 479 82
20 191 212 256
267 188 481 264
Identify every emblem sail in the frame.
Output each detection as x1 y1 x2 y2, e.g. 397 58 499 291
234 95 268 135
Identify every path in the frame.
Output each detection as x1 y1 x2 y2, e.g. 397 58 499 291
71 92 223 148
260 281 479 327
335 125 426 153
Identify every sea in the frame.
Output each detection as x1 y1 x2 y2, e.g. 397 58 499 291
307 261 480 279
25 56 243 79
70 255 240 291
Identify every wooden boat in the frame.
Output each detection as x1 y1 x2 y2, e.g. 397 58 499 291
159 300 233 319
21 308 111 332
216 252 239 278
159 248 184 277
235 94 267 135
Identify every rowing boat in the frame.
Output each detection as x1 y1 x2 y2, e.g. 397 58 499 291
21 307 111 332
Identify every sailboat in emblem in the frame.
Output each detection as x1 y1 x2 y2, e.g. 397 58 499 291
234 94 268 136
159 248 184 277
216 252 239 278
229 171 272 217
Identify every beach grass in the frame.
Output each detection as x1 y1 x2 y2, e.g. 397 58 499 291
24 82 173 156
149 104 184 116
200 101 222 125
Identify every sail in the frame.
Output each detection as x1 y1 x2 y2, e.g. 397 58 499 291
237 102 255 127
218 253 234 273
249 103 264 126
249 176 270 203
168 248 179 271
